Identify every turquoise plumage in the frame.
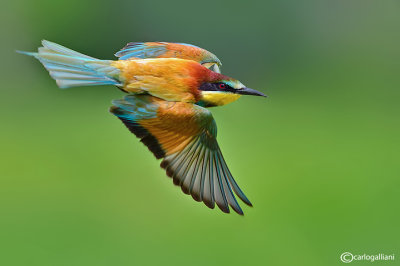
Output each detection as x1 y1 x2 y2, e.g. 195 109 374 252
115 43 167 60
18 40 121 88
114 42 222 71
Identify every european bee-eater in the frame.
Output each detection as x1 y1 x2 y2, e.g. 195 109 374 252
19 40 266 215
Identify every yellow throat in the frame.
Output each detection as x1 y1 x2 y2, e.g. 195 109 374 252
200 91 241 107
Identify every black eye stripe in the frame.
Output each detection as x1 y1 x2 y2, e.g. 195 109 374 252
199 82 236 92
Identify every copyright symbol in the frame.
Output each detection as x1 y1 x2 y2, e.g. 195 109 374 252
341 252 354 263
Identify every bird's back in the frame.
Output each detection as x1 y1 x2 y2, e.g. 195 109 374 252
112 58 213 102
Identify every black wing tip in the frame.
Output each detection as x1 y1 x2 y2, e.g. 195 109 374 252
181 185 190 195
202 196 245 215
209 201 246 215
165 167 174 177
160 160 169 169
172 177 180 186
241 198 253 207
216 203 230 214
191 192 202 202
230 202 245 215
221 207 231 214
228 206 245 215
170 173 247 215
236 210 245 216
205 200 245 215
160 156 251 215
203 200 215 209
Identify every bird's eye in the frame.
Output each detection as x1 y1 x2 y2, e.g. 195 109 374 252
218 83 226 89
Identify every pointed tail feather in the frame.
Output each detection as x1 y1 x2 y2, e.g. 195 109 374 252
17 40 121 89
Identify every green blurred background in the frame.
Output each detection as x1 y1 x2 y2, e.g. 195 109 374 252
1 0 399 265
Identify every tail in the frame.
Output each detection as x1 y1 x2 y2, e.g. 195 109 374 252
17 40 121 89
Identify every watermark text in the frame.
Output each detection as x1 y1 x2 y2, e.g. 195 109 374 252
340 252 395 263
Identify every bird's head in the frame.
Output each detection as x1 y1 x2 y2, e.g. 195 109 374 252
198 76 266 107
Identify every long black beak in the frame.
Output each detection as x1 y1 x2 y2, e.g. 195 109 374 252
236 87 267 97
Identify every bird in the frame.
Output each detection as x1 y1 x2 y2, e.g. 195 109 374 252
18 40 266 215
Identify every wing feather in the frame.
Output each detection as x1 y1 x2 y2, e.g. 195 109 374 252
115 42 221 73
213 152 229 213
218 153 243 215
169 137 198 185
110 94 251 214
202 151 215 209
218 150 253 206
191 144 207 201
175 137 202 187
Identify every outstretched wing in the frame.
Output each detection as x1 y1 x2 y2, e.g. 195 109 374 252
114 42 222 73
110 94 252 214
